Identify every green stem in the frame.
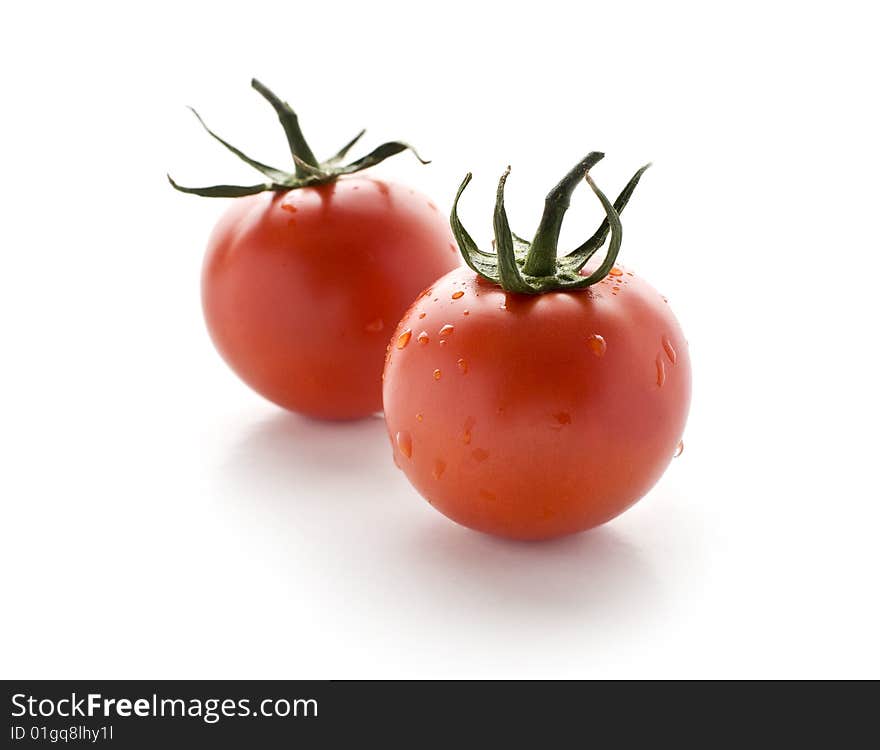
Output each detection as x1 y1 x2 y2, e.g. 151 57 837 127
251 78 319 178
523 152 604 277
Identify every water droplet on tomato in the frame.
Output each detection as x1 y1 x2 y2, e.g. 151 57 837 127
364 318 384 333
417 331 430 345
462 416 475 444
472 448 489 462
457 358 468 374
463 310 470 316
416 413 424 422
674 440 684 458
586 334 607 357
418 312 426 319
452 291 464 300
662 335 677 364
656 356 666 387
612 286 621 292
433 459 446 480
433 368 442 380
396 330 412 349
439 324 454 336
396 431 413 458
281 203 298 213
609 267 623 276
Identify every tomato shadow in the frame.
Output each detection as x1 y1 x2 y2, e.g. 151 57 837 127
391 519 663 625
219 410 392 499
218 409 669 642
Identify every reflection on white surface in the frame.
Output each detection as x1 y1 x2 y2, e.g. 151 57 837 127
215 411 666 675
399 523 658 619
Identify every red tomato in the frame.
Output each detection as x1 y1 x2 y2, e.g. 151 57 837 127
383 267 690 539
171 79 459 419
382 154 690 539
203 179 457 419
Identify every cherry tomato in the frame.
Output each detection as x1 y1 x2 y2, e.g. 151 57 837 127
383 154 690 539
383 266 690 539
171 79 458 419
203 180 457 418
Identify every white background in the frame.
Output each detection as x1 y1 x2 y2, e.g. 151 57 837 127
2 1 878 678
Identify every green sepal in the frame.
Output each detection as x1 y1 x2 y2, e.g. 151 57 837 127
493 168 532 293
522 152 605 277
553 174 624 290
559 163 651 273
250 78 320 176
166 175 271 198
333 141 429 175
510 231 532 259
169 80 431 198
185 107 288 183
451 174 501 279
449 152 644 294
323 129 367 165
290 154 326 178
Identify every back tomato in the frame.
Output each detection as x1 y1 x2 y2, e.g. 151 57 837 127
382 266 690 540
203 178 458 419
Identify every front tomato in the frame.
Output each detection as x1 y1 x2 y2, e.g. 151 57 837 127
383 267 689 539
383 153 691 540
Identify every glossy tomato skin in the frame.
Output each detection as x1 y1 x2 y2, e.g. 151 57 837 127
202 177 458 419
382 265 690 540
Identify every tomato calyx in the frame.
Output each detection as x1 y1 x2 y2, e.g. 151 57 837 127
168 79 430 198
450 153 651 294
